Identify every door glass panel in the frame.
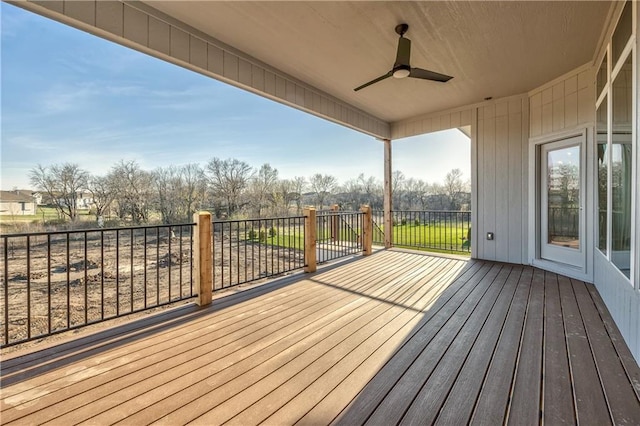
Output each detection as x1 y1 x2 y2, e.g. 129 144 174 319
546 146 580 249
597 98 608 253
611 53 632 277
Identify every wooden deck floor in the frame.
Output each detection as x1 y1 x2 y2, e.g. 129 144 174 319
2 250 640 425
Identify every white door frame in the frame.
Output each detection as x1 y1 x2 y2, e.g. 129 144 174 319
528 128 593 281
539 137 586 267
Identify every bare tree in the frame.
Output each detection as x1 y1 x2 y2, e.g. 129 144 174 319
341 178 363 210
309 173 337 209
392 170 406 209
205 157 252 217
181 163 207 219
291 176 306 214
403 177 423 210
270 178 300 216
247 163 279 217
444 168 466 210
110 160 153 224
153 166 183 224
86 174 117 224
29 163 89 221
358 174 382 209
415 180 431 210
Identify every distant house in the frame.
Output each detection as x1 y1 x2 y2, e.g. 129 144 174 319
0 190 38 216
41 191 95 210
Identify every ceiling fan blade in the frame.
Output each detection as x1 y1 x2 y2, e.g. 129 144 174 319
394 37 411 68
354 71 393 91
409 68 453 83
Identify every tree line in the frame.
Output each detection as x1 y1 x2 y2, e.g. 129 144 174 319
29 159 469 225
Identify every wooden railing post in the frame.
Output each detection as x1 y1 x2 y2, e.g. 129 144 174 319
330 204 339 241
304 207 317 272
193 211 212 306
361 205 373 256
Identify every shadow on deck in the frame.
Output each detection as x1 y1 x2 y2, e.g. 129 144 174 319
1 250 639 425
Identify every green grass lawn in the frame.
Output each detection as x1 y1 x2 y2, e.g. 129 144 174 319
241 226 361 251
241 227 305 250
375 223 471 256
0 206 93 223
0 206 58 223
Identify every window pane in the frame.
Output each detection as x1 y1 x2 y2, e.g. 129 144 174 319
611 52 632 278
597 53 607 98
612 1 632 64
596 99 608 253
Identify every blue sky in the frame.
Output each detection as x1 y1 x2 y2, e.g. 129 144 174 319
1 3 470 190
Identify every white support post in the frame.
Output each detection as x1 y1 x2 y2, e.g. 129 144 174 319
383 139 393 248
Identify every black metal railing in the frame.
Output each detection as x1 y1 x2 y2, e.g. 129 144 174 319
316 211 363 264
548 206 579 239
372 210 471 253
212 216 305 290
373 211 385 246
1 223 194 347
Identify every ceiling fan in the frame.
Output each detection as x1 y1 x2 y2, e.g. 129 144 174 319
354 23 453 92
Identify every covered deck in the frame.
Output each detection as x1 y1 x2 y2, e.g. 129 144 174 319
1 250 639 425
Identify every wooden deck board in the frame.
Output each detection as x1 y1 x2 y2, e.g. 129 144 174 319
393 265 514 425
334 262 497 425
469 267 533 425
116 256 444 425
558 274 611 424
507 267 544 425
2 250 640 426
33 253 429 425
542 271 575 424
433 265 524 425
571 277 640 424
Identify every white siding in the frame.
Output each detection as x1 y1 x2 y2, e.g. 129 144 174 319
595 252 640 363
529 65 593 137
391 96 529 265
475 96 529 264
18 0 389 140
391 108 473 140
527 65 597 286
0 202 37 216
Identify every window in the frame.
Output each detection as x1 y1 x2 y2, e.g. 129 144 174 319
596 0 635 282
596 99 608 254
597 53 607 99
612 1 632 63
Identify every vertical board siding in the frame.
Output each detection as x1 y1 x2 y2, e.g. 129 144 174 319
96 1 123 37
529 66 594 138
392 97 529 266
495 114 509 261
123 5 148 46
476 97 528 264
508 110 524 265
595 252 640 364
189 36 207 70
390 107 474 140
19 0 389 139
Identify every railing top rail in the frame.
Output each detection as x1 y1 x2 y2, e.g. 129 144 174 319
317 211 364 216
381 210 472 214
212 215 305 223
0 222 197 238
